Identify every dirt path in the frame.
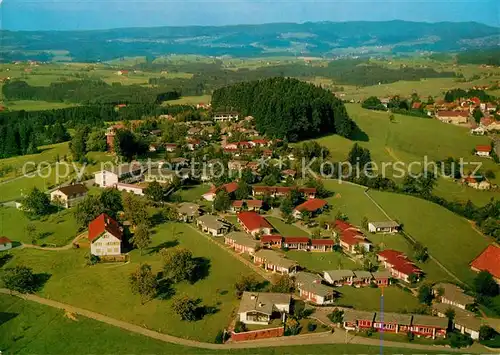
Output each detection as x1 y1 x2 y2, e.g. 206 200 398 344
20 232 86 251
1 288 483 352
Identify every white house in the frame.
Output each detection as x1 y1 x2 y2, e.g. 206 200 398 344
475 145 492 157
368 221 400 234
88 213 123 256
94 164 143 188
50 184 88 208
0 237 12 251
213 112 239 122
115 182 146 196
237 292 291 325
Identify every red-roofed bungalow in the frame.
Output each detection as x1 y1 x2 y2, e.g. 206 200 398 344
310 239 335 252
261 235 283 248
283 237 310 250
237 212 273 236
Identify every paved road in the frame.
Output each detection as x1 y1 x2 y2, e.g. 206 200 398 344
1 289 487 352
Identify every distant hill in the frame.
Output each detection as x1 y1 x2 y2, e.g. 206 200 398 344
2 20 499 62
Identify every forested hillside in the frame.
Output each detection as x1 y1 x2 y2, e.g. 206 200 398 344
211 77 355 141
2 20 499 60
2 80 180 105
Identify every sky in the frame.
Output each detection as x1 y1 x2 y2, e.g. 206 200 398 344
1 0 499 31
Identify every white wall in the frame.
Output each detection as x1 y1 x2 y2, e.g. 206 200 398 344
95 171 118 188
0 242 12 251
90 232 121 256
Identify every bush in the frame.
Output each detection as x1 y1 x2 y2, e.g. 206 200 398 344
86 253 100 266
214 330 228 344
234 321 247 333
407 331 415 342
307 322 317 332
448 332 473 348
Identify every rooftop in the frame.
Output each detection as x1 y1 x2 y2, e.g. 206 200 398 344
254 249 297 269
294 199 328 212
225 232 258 249
238 211 272 232
470 245 500 279
55 184 88 197
238 292 291 316
434 283 475 306
88 213 122 242
197 215 230 231
177 203 200 216
324 269 354 281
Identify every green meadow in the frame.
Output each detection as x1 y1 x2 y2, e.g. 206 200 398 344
1 222 263 343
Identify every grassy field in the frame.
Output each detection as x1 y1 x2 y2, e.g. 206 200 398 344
368 189 491 286
1 222 262 343
266 216 309 236
323 180 388 225
3 100 78 111
165 95 212 105
0 206 79 246
0 146 113 202
335 286 421 313
315 104 499 204
171 184 211 203
433 178 500 207
285 250 357 272
322 180 456 284
0 296 451 355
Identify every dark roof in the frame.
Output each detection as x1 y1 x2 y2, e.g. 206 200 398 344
56 184 88 197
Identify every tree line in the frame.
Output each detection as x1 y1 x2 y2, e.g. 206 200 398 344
2 79 181 105
212 77 356 141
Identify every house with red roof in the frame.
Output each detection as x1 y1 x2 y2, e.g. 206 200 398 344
470 245 500 284
283 237 310 250
237 212 273 236
377 250 422 283
165 143 178 152
88 214 123 256
310 239 334 252
292 199 328 219
0 236 12 251
475 145 492 157
261 235 283 248
339 230 372 254
202 182 239 201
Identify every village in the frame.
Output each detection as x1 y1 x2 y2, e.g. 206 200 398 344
1 97 499 349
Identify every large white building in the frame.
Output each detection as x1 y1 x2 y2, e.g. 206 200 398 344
94 164 143 188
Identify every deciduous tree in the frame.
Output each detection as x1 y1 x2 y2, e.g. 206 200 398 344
129 263 157 305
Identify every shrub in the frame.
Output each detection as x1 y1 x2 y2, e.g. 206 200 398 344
307 322 317 332
215 330 228 343
234 321 247 333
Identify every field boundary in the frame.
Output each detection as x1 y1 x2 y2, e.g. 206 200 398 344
363 188 465 285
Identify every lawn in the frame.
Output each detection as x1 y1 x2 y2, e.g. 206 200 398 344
1 222 263 343
322 180 455 284
317 104 491 167
368 189 491 286
171 184 211 203
266 217 310 236
285 250 357 272
323 180 387 226
0 206 79 246
0 296 449 355
165 95 212 105
0 142 70 182
433 178 499 207
335 286 421 313
4 100 78 111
